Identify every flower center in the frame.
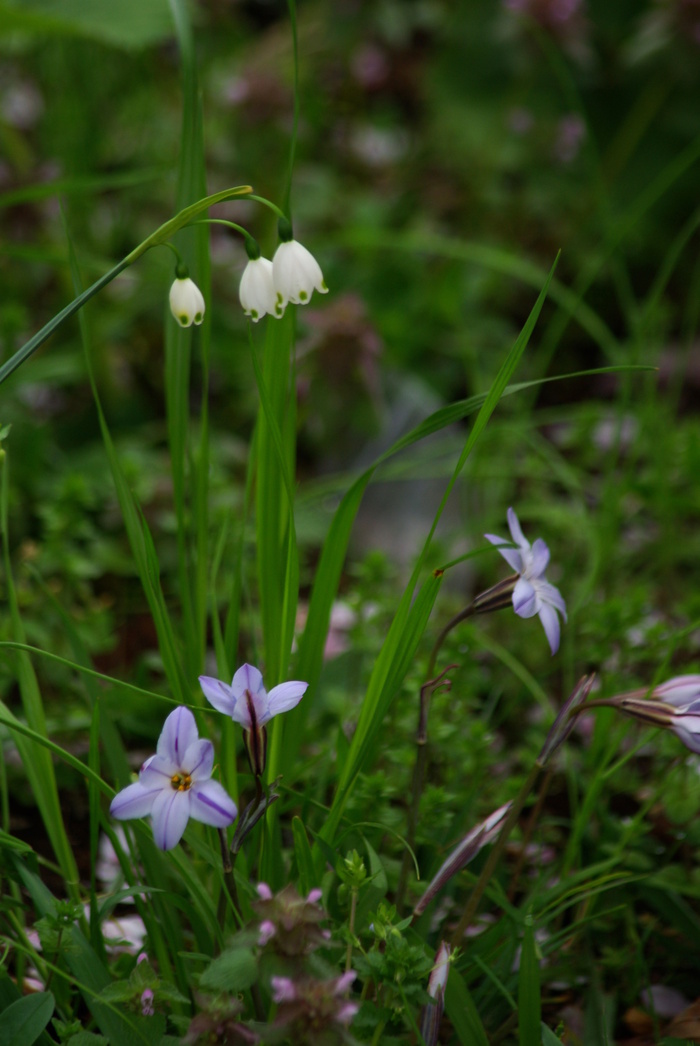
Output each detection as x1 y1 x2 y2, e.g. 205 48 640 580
170 772 192 792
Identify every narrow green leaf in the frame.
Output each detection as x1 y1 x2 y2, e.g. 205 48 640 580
0 992 54 1046
518 914 541 1046
541 1025 566 1045
63 221 189 706
292 817 317 897
322 572 443 843
0 454 80 889
444 967 490 1046
165 0 210 684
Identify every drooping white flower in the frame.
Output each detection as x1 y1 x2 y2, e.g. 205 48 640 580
199 663 308 776
109 706 237 851
169 277 205 328
485 507 567 655
272 238 328 307
239 256 284 322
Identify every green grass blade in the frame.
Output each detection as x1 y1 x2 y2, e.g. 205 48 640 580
518 913 542 1045
253 313 298 684
292 816 316 897
0 455 80 890
63 220 190 706
165 0 211 683
321 571 443 843
444 966 490 1046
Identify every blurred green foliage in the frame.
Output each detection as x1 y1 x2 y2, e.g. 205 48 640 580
3 0 700 1040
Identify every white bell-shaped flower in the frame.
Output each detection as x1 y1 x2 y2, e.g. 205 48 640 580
240 257 284 322
272 238 328 307
169 277 205 328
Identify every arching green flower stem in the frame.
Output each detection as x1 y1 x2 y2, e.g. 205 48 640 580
0 184 252 387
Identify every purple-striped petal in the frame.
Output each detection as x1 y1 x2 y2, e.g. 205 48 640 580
183 738 214 782
655 676 700 708
266 681 308 719
671 715 700 753
151 788 191 851
506 507 528 550
189 780 238 828
140 754 177 786
529 538 550 578
538 602 561 655
538 579 567 618
512 577 537 618
231 663 265 699
484 533 523 573
157 706 198 766
110 781 161 820
199 676 236 716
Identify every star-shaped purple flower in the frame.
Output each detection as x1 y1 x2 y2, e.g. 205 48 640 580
199 664 307 729
485 507 567 655
109 706 237 851
199 664 308 777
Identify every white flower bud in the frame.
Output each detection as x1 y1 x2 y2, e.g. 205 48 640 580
169 277 205 328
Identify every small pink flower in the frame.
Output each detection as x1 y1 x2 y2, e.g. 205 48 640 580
258 920 276 946
271 976 297 1004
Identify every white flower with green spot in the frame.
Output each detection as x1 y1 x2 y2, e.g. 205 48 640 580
272 219 328 308
240 256 284 322
169 276 205 328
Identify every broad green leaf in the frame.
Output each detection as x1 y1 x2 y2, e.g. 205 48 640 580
0 0 172 48
199 947 258 993
0 993 54 1046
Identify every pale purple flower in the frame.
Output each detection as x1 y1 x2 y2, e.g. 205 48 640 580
652 675 700 753
109 706 237 851
652 675 700 708
199 664 308 729
199 664 307 776
141 989 155 1017
485 507 567 655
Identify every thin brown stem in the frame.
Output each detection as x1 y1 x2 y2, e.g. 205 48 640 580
396 665 457 912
